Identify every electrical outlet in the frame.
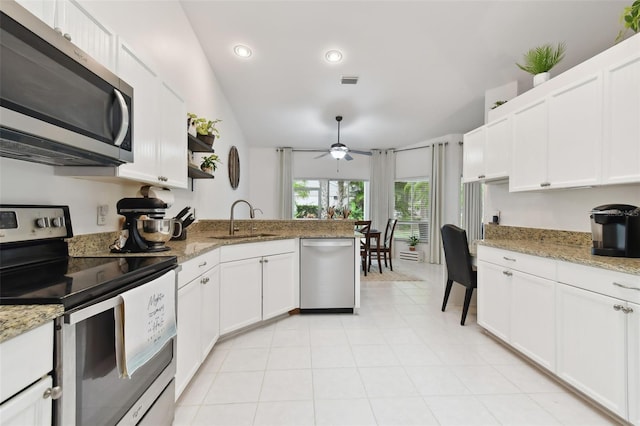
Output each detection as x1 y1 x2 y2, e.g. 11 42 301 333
97 204 108 226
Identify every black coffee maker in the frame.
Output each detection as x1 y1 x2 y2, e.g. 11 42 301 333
590 204 640 258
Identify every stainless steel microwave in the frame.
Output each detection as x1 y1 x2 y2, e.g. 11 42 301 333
0 0 133 166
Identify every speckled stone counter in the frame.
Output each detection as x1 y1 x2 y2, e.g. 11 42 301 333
0 305 63 343
67 219 358 263
480 224 640 275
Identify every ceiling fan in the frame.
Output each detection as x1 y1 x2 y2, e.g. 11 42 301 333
314 116 372 161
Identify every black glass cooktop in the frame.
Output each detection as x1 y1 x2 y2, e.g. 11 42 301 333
0 256 177 310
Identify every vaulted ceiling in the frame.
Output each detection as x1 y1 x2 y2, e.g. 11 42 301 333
181 1 629 153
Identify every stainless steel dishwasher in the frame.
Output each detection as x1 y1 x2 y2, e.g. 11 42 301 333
300 238 355 313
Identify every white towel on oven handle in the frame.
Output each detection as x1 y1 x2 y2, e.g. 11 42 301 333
115 269 176 378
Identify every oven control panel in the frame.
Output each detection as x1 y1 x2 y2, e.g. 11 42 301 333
0 205 72 244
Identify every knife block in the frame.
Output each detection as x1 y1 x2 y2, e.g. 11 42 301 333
171 228 187 241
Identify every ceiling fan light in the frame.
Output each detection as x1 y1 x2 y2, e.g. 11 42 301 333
331 150 347 160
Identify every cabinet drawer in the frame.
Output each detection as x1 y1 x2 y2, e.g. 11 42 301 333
557 261 640 304
179 249 220 288
220 239 296 263
0 323 53 402
478 246 556 280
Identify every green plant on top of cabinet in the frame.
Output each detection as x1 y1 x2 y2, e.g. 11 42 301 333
616 0 640 42
516 42 566 87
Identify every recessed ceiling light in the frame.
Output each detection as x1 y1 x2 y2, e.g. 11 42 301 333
325 50 343 63
234 44 252 58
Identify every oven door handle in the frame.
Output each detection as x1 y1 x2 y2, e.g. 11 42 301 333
65 293 122 325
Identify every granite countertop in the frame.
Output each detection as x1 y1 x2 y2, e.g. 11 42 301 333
478 239 640 276
0 305 63 343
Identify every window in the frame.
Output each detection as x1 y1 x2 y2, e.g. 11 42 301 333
294 179 365 220
394 180 430 242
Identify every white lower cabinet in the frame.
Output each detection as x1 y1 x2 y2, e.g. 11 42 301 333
556 284 627 418
477 261 511 341
219 240 297 336
510 272 555 371
629 301 640 426
176 250 220 399
0 322 54 426
219 257 263 335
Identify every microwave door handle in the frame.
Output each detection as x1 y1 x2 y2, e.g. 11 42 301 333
113 88 129 147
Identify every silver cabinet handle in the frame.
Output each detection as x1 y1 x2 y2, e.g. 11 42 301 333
198 261 207 267
540 182 551 187
622 306 634 314
263 259 269 263
503 257 516 261
113 89 130 147
43 386 62 400
502 270 513 276
201 277 210 284
613 282 640 292
613 304 624 311
478 175 485 179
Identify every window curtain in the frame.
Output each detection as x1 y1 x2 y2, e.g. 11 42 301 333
463 182 483 243
277 147 292 219
428 143 446 264
369 149 395 232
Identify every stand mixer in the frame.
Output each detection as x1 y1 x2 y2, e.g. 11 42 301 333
111 186 181 253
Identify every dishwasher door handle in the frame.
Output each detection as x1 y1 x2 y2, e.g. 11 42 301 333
302 240 353 248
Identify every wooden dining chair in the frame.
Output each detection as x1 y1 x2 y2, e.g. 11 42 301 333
354 220 372 276
440 224 477 326
368 219 398 271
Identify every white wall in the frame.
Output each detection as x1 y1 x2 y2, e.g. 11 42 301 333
484 182 640 232
0 1 250 235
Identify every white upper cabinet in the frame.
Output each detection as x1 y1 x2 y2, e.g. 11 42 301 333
510 99 548 192
603 52 640 185
462 117 510 183
158 82 188 189
547 73 602 188
16 0 116 71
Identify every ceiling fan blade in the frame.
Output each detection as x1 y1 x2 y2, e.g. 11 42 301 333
350 149 373 156
314 152 330 159
344 153 354 161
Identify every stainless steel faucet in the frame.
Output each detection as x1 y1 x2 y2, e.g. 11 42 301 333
229 199 260 235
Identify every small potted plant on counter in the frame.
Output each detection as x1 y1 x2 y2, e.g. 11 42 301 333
200 154 221 174
516 42 566 87
408 235 419 251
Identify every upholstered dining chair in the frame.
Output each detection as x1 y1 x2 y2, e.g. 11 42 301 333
440 224 477 326
354 220 372 276
368 219 398 271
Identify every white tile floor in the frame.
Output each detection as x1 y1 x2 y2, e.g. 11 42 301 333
175 260 619 426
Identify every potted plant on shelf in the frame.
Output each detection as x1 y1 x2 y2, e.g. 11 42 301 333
615 0 640 42
200 154 221 174
408 235 419 251
516 42 566 87
188 113 222 146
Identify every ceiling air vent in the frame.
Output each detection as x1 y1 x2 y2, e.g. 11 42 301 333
341 76 359 85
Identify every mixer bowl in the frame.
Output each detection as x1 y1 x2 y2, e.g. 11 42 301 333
137 218 181 244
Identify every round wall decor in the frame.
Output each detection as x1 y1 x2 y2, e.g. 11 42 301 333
228 146 240 189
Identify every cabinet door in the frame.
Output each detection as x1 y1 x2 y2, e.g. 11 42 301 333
629 301 640 426
462 126 485 182
510 272 555 371
476 261 511 342
176 278 201 399
54 0 116 71
116 41 161 185
14 0 55 26
220 258 263 335
510 99 548 192
200 265 220 360
484 116 510 180
158 82 188 189
603 54 640 185
262 252 296 320
547 74 602 188
556 284 627 418
0 376 52 426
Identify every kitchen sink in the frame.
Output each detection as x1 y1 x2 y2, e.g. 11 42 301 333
210 233 278 240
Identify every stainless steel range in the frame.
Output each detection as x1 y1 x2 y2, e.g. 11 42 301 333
0 205 178 426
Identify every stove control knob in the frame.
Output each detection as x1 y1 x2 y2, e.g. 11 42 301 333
36 217 50 228
51 217 65 228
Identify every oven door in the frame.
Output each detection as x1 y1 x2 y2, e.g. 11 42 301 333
56 269 176 426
